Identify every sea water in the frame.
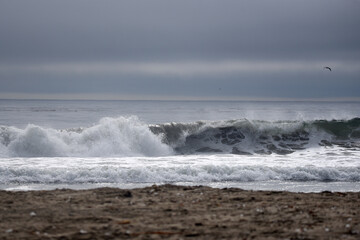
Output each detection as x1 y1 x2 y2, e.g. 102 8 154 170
0 99 359 192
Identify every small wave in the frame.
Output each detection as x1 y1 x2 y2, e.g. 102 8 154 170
1 164 359 184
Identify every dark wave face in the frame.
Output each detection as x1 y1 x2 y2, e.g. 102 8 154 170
313 118 360 139
150 118 360 155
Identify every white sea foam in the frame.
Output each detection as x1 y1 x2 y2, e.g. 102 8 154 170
0 155 359 184
1 116 172 157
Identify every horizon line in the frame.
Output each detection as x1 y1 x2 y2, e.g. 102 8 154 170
1 95 360 103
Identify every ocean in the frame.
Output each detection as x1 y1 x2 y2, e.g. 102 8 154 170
0 99 359 192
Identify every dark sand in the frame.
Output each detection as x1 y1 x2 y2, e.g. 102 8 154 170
0 185 359 239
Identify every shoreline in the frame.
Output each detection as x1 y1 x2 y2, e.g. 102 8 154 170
2 181 360 193
1 184 359 239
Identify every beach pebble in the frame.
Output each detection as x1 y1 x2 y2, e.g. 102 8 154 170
80 229 87 234
30 211 36 216
5 229 13 233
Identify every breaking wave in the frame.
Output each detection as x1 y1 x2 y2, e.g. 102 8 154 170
0 116 359 157
151 117 360 155
0 116 172 157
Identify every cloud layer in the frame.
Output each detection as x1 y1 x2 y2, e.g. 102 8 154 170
0 0 359 100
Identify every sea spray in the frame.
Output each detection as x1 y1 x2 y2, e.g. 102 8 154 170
1 116 172 157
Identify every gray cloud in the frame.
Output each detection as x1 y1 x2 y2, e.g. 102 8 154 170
1 0 359 62
0 0 359 100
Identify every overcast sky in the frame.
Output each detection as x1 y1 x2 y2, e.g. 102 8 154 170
0 0 359 100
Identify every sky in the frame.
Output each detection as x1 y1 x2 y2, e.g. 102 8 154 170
0 0 360 101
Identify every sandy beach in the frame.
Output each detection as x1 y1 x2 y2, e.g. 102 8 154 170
0 185 359 239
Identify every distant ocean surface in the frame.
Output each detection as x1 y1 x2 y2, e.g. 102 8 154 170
0 99 359 192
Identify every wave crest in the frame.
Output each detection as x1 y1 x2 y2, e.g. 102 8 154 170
0 116 172 157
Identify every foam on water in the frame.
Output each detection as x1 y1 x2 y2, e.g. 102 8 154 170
0 154 359 185
0 116 172 157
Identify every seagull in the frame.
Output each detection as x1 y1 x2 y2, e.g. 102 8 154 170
324 66 332 71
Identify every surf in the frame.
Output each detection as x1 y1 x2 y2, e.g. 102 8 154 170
0 116 172 157
0 116 359 158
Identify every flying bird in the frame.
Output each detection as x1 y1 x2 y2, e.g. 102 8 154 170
324 66 332 71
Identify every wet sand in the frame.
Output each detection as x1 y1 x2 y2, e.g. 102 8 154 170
0 185 359 239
